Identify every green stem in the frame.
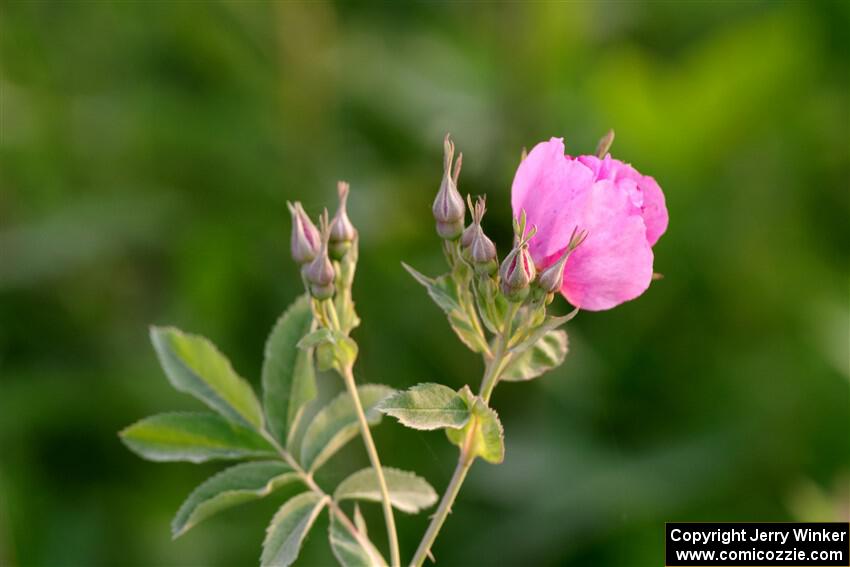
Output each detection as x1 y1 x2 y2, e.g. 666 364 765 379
342 366 401 567
408 306 516 567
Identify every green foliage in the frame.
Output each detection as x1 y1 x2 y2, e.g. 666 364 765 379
119 412 274 463
502 330 568 382
402 263 489 354
328 509 388 567
378 383 470 430
261 492 328 567
172 461 300 538
150 327 265 429
299 385 395 472
334 467 437 514
446 396 505 465
262 296 317 446
299 329 359 373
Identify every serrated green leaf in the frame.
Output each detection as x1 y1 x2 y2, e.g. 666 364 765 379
299 385 394 472
446 398 505 464
378 383 470 431
120 412 274 463
262 296 317 446
502 330 568 382
150 327 264 429
402 263 489 354
172 461 300 538
261 492 327 567
329 510 388 567
334 467 437 514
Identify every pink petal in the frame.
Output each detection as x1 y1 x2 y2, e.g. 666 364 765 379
578 155 668 246
511 138 595 263
560 179 654 311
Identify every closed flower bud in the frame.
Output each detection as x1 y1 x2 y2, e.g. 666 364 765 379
463 195 497 274
304 210 335 299
537 227 588 294
329 181 358 259
288 201 320 265
432 134 465 240
499 242 536 302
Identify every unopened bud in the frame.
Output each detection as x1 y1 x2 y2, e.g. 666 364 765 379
499 243 536 302
463 195 497 274
304 210 335 299
329 181 357 260
537 227 589 294
432 134 465 240
288 201 320 265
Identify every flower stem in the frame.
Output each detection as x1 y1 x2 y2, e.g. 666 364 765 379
342 365 401 567
409 307 516 567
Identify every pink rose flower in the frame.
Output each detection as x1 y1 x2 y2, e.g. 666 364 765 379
511 137 668 311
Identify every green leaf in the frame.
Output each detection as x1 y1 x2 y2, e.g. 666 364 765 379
172 461 300 538
328 510 388 567
378 383 470 430
150 326 264 429
502 330 568 382
262 296 317 446
446 398 505 464
334 467 437 514
261 492 327 567
299 384 395 471
120 412 274 463
402 263 489 354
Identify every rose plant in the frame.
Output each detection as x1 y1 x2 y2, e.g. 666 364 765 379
120 131 668 566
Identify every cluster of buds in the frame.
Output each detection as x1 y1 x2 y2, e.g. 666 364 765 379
288 181 358 301
430 135 589 308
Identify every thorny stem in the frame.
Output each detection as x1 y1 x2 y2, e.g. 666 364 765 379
259 430 375 557
409 302 518 567
342 365 401 567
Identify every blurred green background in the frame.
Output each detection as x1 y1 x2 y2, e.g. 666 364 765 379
1 1 848 565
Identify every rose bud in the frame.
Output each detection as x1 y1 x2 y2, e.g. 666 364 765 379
288 201 320 265
499 241 536 302
511 137 668 310
536 227 588 295
463 196 497 275
432 134 465 240
304 210 335 300
329 180 358 260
